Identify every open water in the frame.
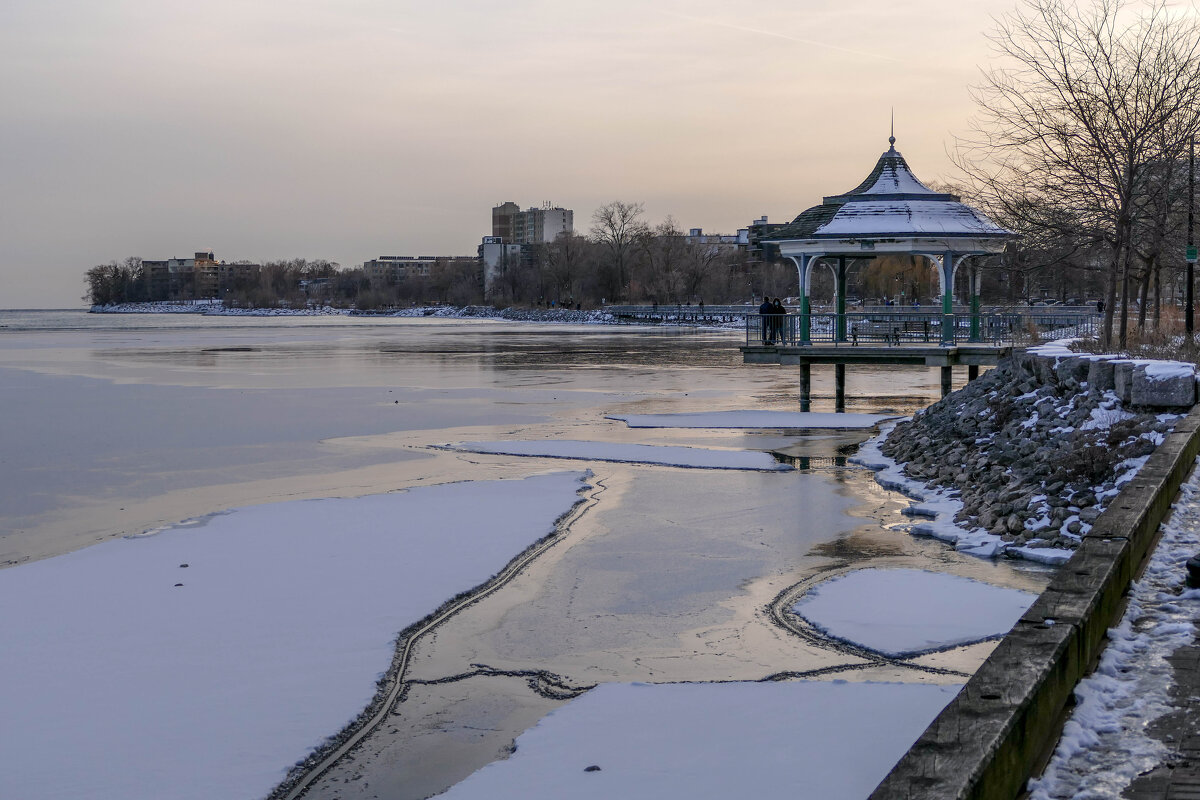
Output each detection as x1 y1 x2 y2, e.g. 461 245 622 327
0 309 1052 798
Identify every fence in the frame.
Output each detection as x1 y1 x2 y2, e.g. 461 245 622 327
745 312 1101 346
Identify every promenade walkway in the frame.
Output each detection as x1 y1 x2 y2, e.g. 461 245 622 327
1127 640 1200 800
1115 478 1200 800
1028 459 1200 799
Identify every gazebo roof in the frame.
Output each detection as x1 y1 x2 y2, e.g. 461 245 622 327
766 140 1016 243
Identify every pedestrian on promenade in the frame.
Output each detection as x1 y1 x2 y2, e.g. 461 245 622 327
772 297 786 344
758 296 773 344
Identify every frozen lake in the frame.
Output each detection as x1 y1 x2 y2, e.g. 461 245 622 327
0 310 1053 799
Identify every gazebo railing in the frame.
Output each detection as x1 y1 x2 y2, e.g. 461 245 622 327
745 313 1100 346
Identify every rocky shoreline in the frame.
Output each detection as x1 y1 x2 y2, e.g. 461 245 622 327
858 345 1197 563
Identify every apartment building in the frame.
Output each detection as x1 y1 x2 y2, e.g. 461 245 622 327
491 201 574 244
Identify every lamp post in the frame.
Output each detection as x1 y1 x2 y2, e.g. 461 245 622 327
1188 138 1196 338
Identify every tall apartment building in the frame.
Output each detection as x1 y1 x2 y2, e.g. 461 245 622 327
490 201 573 244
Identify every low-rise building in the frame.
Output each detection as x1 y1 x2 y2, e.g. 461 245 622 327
363 255 479 287
143 251 259 300
745 216 786 263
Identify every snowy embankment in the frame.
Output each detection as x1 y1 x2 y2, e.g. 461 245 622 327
0 472 589 800
1027 458 1200 799
852 345 1191 564
438 680 961 800
438 441 793 471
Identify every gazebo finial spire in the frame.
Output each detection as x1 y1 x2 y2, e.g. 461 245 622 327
889 108 895 147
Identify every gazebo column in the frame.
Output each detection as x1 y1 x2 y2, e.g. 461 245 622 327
968 262 982 342
835 256 848 342
791 255 813 344
940 251 956 345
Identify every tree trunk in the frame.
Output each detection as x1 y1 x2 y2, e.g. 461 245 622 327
1102 245 1120 349
1137 264 1151 332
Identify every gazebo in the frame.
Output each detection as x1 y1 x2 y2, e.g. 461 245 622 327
764 136 1017 344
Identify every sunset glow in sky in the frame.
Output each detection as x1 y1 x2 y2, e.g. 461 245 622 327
2 0 1024 307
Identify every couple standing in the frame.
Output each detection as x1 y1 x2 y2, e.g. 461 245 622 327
758 297 787 345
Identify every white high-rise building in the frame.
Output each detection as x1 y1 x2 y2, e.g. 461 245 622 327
491 201 573 244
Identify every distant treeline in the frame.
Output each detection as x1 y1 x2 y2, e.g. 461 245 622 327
86 199 1141 312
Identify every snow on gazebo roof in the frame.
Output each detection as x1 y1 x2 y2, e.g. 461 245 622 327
766 139 1016 243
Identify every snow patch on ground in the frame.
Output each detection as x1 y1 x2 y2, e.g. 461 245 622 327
0 472 590 800
439 681 962 800
608 411 896 429
793 568 1037 657
1027 459 1200 799
438 440 792 471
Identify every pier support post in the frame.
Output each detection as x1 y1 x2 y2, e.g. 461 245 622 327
799 363 812 412
835 363 846 412
968 364 980 381
941 366 953 397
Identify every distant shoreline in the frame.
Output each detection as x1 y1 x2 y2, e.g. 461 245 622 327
89 301 622 324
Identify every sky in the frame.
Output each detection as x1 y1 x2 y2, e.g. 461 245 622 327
1 0 1024 308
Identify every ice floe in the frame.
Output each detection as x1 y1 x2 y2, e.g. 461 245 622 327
438 440 792 471
607 411 895 429
0 472 589 800
793 568 1037 657
439 680 962 800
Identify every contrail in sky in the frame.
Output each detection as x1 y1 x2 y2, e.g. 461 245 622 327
661 10 903 63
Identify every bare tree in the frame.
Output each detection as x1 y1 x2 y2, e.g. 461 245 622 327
590 201 648 302
956 0 1200 347
544 232 593 304
637 218 688 302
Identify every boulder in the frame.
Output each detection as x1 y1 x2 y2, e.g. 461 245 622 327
1055 356 1091 384
1131 364 1196 407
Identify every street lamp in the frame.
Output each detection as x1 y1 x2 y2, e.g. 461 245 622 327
1188 138 1196 338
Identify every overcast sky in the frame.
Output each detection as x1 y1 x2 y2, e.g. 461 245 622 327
2 0 1024 308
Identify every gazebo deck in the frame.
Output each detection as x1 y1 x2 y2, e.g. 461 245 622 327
740 342 1012 367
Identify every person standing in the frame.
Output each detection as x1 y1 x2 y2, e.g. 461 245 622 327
771 297 786 344
758 296 773 344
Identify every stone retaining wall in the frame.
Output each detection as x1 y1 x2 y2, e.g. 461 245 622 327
868 353 1200 800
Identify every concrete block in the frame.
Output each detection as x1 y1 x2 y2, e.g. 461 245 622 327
1132 364 1195 407
1113 361 1135 405
1087 359 1116 394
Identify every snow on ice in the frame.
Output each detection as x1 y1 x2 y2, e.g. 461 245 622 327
0 472 590 800
793 568 1037 657
439 681 962 800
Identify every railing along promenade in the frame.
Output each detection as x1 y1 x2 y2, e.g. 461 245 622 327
744 310 1100 346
